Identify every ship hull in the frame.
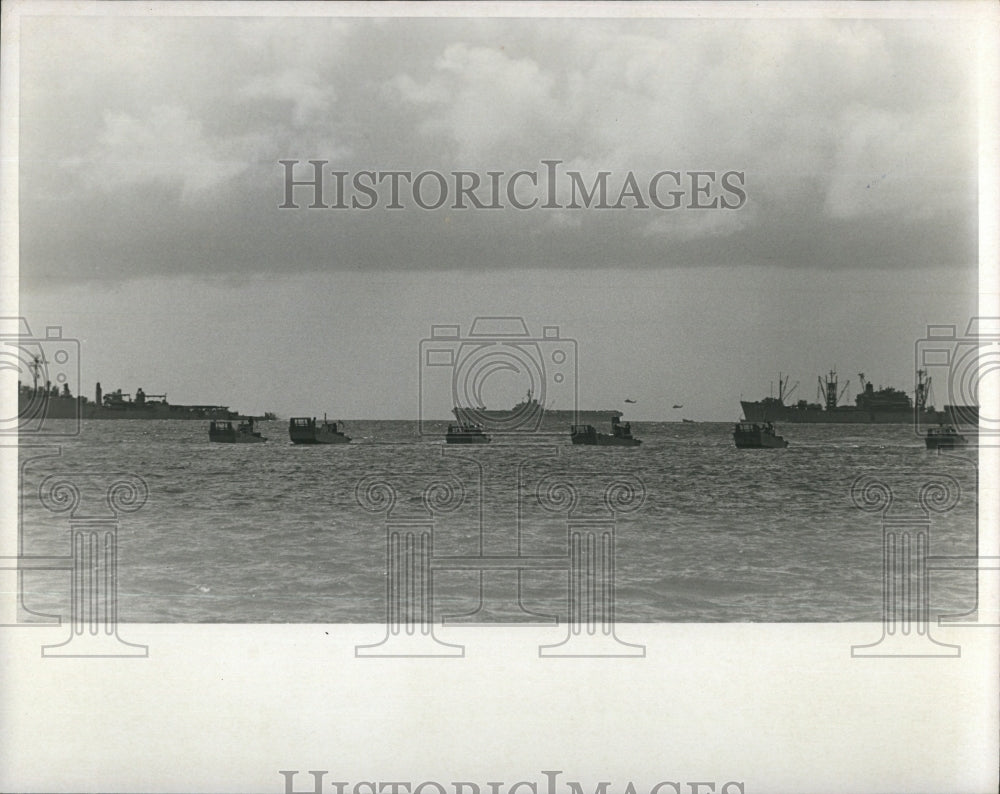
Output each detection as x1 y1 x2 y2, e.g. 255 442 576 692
209 430 267 443
19 394 243 420
734 432 788 449
289 428 351 444
209 434 266 443
570 433 640 447
740 400 945 425
445 433 490 444
925 434 969 450
453 406 622 433
289 432 350 444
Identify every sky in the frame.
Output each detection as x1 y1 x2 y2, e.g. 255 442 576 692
8 7 986 420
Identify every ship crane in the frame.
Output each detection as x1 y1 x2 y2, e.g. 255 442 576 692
770 373 797 403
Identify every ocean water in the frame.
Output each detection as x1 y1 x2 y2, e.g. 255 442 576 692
14 419 979 622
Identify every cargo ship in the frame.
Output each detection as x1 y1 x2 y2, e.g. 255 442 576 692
453 389 622 433
740 369 949 424
18 366 258 422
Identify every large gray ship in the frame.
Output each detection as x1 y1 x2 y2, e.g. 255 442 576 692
740 369 954 424
453 389 622 433
18 360 259 422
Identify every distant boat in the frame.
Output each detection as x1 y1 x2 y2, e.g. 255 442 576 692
445 423 491 444
672 404 683 409
682 418 696 423
289 416 351 445
925 425 970 450
571 416 641 446
209 418 267 443
733 421 787 449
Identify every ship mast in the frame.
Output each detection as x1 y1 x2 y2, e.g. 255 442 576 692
915 369 932 412
818 370 837 410
29 355 43 393
817 369 848 410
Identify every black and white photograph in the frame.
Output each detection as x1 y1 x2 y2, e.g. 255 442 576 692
2 1 998 792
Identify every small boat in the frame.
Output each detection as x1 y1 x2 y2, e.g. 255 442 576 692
289 416 351 444
925 425 969 449
571 416 641 446
445 423 491 444
733 420 787 449
209 418 267 443
682 418 696 423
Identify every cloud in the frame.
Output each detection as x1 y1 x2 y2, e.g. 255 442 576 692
390 43 557 161
67 105 263 200
239 68 336 129
17 15 980 284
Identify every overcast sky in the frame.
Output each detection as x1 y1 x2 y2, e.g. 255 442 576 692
12 8 983 419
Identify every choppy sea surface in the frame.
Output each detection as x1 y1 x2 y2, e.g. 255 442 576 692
15 419 979 622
